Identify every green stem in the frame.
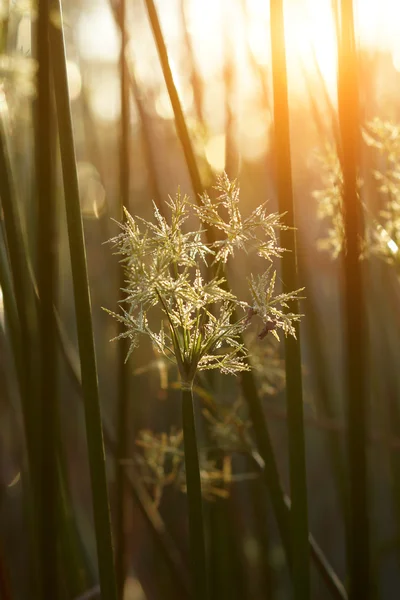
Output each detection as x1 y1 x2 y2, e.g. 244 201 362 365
56 447 94 597
56 308 192 598
0 537 12 600
297 247 347 519
269 1 310 598
144 0 203 199
49 4 117 599
0 119 38 480
116 0 130 594
338 2 370 598
37 0 58 593
181 384 209 600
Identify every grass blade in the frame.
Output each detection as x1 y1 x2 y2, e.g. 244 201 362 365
49 3 117 598
269 1 310 597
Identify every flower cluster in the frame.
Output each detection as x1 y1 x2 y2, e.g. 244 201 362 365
313 119 400 270
312 144 346 258
362 119 400 268
133 419 259 505
105 174 303 386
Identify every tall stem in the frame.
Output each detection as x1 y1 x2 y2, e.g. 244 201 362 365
37 0 58 594
338 1 370 598
49 3 117 598
116 0 130 593
269 0 310 598
181 384 208 600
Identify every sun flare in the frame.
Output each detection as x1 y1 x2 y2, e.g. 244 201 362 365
75 0 400 164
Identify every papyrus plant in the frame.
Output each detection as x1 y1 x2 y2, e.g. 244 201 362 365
105 173 303 600
313 119 400 270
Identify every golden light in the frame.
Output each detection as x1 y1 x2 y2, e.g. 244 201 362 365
77 162 106 219
205 134 226 172
74 0 400 137
66 60 82 102
240 111 271 162
184 0 225 79
88 70 121 122
155 61 194 119
0 85 8 115
16 13 31 55
77 5 119 63
245 0 338 96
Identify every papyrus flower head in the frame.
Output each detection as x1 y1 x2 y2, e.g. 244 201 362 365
105 174 303 386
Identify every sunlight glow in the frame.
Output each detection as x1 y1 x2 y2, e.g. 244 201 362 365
0 86 8 115
77 162 106 219
377 226 399 256
88 70 121 122
76 0 400 132
240 111 271 162
66 61 82 102
205 134 226 172
387 239 399 255
78 6 119 62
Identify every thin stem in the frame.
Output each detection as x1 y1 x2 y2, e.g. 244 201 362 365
338 2 370 598
297 246 347 519
0 538 12 600
0 119 38 481
144 0 203 199
116 0 130 594
270 0 310 598
55 309 191 597
181 384 209 600
37 0 58 594
49 4 117 599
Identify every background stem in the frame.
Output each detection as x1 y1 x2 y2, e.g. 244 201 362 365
181 385 209 600
269 1 310 597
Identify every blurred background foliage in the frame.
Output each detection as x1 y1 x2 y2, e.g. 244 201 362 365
1 0 400 598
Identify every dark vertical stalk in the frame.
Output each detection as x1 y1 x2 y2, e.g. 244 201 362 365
56 299 192 597
0 536 12 600
37 0 58 595
181 385 208 600
297 244 347 518
269 1 310 598
116 0 130 594
0 121 37 480
337 2 370 598
56 445 94 597
49 3 117 598
0 123 40 597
